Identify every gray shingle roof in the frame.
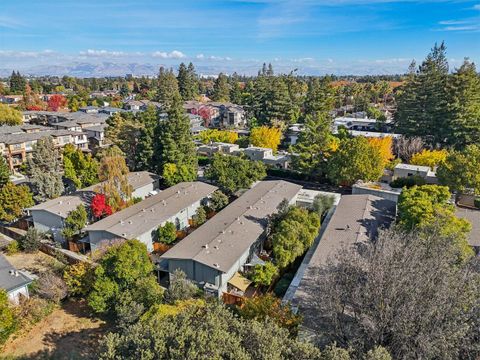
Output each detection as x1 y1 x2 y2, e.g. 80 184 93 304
28 171 159 218
0 254 32 293
292 194 396 335
0 130 85 145
161 180 302 273
85 182 217 239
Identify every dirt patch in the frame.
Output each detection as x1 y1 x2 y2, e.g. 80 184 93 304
1 300 109 360
3 251 64 276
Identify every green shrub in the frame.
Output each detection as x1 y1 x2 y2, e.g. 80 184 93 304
18 227 43 253
474 197 480 209
250 262 279 287
6 241 19 255
157 222 177 245
390 175 426 188
0 290 17 345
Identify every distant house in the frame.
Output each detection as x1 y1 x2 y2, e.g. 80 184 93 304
79 106 99 114
285 194 396 344
243 147 290 169
197 142 240 156
0 254 33 304
84 182 217 252
99 107 125 116
0 130 88 171
160 180 302 297
84 124 108 152
0 95 23 104
393 163 437 184
28 172 159 242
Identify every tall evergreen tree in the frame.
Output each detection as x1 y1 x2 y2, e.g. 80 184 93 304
135 105 159 171
177 62 199 101
448 59 480 149
212 73 230 102
395 42 450 146
156 67 180 109
153 93 197 185
264 76 292 126
9 71 26 94
291 112 336 177
27 136 64 201
177 63 189 101
303 77 335 118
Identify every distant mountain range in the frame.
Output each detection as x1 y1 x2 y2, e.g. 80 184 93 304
0 61 405 78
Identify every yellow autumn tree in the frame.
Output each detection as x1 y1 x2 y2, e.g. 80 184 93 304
410 149 448 169
368 136 394 168
97 148 132 212
249 126 282 152
199 129 238 144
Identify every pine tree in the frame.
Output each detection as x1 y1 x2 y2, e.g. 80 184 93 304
212 73 230 102
156 67 180 109
395 42 450 146
136 105 159 171
153 93 198 185
292 112 336 177
9 71 26 94
448 59 480 149
187 62 199 99
264 77 291 126
26 136 64 201
177 63 189 100
303 77 335 118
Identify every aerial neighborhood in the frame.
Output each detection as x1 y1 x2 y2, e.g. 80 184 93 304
0 42 479 359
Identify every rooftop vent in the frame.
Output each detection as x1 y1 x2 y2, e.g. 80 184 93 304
120 220 124 225
122 233 127 237
202 244 209 249
142 209 146 212
214 246 219 250
213 263 220 268
128 220 133 224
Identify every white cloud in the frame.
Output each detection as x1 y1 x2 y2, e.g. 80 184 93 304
195 54 232 61
473 4 480 10
152 50 186 59
437 18 480 32
292 57 315 63
0 50 57 58
79 49 126 57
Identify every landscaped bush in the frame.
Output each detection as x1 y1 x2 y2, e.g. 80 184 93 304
157 222 177 245
63 262 95 297
390 175 426 189
250 262 279 287
0 290 17 345
5 241 19 255
474 197 480 209
18 228 43 253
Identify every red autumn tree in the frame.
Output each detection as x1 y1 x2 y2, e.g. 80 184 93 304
47 94 67 111
91 193 113 219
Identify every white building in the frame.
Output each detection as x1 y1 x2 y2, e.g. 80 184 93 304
0 254 33 304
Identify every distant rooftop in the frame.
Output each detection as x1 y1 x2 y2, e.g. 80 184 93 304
161 180 302 273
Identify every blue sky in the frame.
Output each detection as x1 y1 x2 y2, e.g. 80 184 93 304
1 0 479 75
